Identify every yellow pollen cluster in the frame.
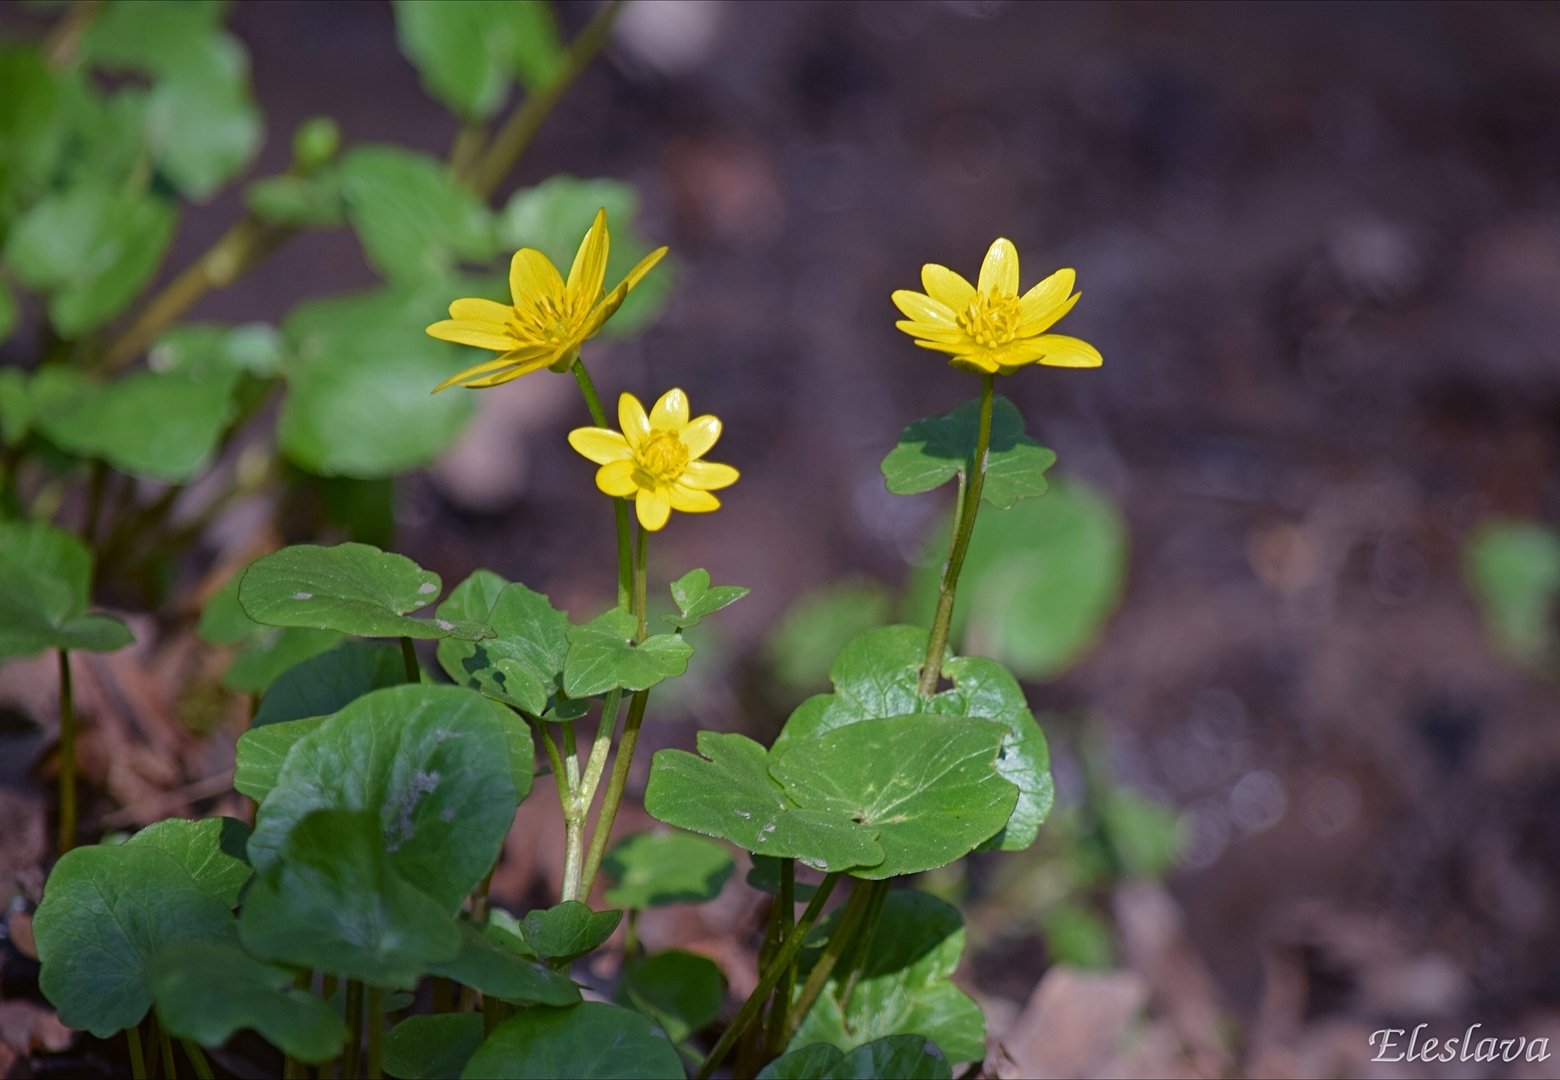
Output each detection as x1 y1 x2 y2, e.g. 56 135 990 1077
636 430 690 485
957 293 1020 348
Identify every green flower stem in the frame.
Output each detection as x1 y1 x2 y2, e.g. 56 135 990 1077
786 878 873 1047
633 523 649 641
836 879 888 1015
399 636 419 683
577 689 622 808
463 0 629 199
919 372 995 696
695 874 841 1080
343 980 365 1078
126 1023 147 1080
571 359 635 610
158 1021 178 1080
56 649 75 854
366 987 384 1080
761 859 799 1056
181 1040 215 1080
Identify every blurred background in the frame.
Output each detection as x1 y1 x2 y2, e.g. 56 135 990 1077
4 1 1560 1076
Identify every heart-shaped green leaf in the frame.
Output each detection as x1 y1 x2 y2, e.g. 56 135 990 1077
644 732 883 874
240 808 461 988
254 641 406 727
150 941 346 1063
234 715 326 803
239 543 489 641
775 626 1052 852
770 715 1016 879
563 608 692 698
340 146 495 284
125 817 251 908
881 395 1056 510
0 520 132 662
428 921 580 1006
791 891 982 1065
664 569 748 631
462 1002 683 1080
392 0 562 120
602 831 735 909
437 571 569 716
385 1013 486 1080
617 950 725 1045
759 1036 951 1080
34 844 236 1037
515 902 621 963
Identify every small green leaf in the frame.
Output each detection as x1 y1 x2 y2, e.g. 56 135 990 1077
150 941 347 1063
144 36 261 200
238 543 490 641
385 1013 486 1080
0 278 15 346
35 844 236 1037
1464 518 1560 666
79 1 227 74
437 571 569 716
882 395 1056 510
428 921 580 1006
516 902 621 963
253 641 406 727
563 608 692 698
618 950 724 1045
151 322 282 379
602 831 735 909
664 568 748 631
340 146 495 283
0 520 132 662
239 809 460 988
770 715 1017 879
759 1036 951 1080
124 817 251 908
1040 903 1113 970
234 715 326 803
0 45 65 205
462 1002 683 1080
644 732 883 874
226 629 346 694
791 892 982 1065
392 0 561 120
246 171 346 226
248 684 517 914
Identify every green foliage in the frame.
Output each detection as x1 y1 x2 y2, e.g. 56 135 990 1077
882 395 1056 509
664 568 749 630
385 1013 486 1080
392 0 562 120
340 146 497 284
151 321 283 379
124 816 252 908
0 519 132 661
617 950 725 1044
760 1037 952 1080
564 607 694 698
462 1002 683 1080
1040 902 1114 969
246 171 346 227
234 716 326 803
766 580 895 697
426 921 580 1006
1464 518 1560 668
602 831 735 909
252 641 406 728
239 543 490 640
0 45 62 209
437 570 570 715
908 476 1128 681
514 902 622 962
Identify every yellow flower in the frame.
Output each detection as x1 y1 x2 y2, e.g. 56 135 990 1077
427 209 668 392
892 238 1102 375
568 388 738 531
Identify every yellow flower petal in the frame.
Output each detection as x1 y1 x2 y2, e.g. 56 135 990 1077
650 387 689 430
636 488 671 530
1018 290 1079 337
510 248 565 306
895 320 965 343
568 427 632 465
921 263 975 309
1017 268 1076 329
680 460 738 491
425 320 521 352
912 338 970 356
978 237 1019 296
1031 334 1102 368
596 459 638 496
448 297 514 323
679 415 721 458
567 208 610 305
463 355 556 387
891 290 956 326
618 246 669 294
668 485 720 513
430 347 551 393
618 393 651 448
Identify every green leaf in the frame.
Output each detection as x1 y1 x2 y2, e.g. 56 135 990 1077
774 626 1052 852
489 697 536 804
253 641 406 727
766 581 895 696
881 396 1056 510
563 608 693 698
238 543 490 641
0 278 15 346
150 941 347 1062
340 146 495 283
516 902 621 963
33 366 241 481
0 520 133 662
3 179 177 337
392 0 561 120
664 568 748 631
908 476 1128 681
234 715 327 803
385 1013 486 1080
462 1002 683 1080
1464 518 1560 666
151 321 283 379
792 891 982 1065
124 817 251 908
239 809 461 988
745 856 819 902
34 844 236 1037
79 1 227 74
617 950 724 1045
1039 902 1113 969
437 571 569 716
644 732 883 874
0 45 65 206
759 1037 952 1080
770 715 1017 879
248 684 517 913
496 177 674 337
277 284 477 477
428 921 580 1007
602 831 735 909
246 171 346 226
143 35 261 200
227 629 345 694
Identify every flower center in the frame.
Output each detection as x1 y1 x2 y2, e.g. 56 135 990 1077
957 292 1021 349
509 295 581 348
635 431 689 486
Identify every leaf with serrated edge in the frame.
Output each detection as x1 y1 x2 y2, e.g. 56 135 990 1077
881 395 1056 510
663 568 749 630
438 571 568 715
602 831 735 909
563 607 691 698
